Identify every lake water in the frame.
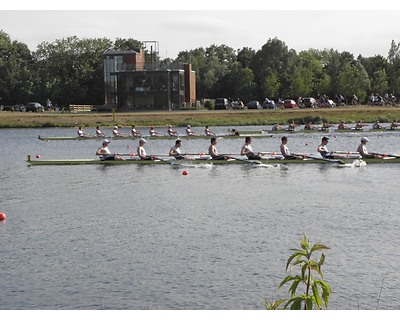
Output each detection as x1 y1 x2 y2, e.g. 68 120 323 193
1 126 400 310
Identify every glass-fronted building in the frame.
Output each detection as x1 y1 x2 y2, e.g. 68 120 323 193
103 49 196 110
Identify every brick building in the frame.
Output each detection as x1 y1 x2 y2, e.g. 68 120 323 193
103 48 196 110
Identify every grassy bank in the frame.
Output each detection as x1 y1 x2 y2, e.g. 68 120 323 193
1 105 400 128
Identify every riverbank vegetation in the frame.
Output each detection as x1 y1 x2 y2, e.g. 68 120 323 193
2 106 400 128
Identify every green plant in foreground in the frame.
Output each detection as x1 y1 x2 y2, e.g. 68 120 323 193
277 234 331 310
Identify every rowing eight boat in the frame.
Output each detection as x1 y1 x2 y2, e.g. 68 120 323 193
38 133 272 141
26 155 400 166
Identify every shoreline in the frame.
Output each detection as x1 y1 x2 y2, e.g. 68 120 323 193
1 105 400 128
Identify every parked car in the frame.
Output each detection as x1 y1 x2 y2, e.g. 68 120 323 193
214 98 229 110
263 98 277 109
302 97 316 108
247 100 262 109
25 102 44 112
282 99 298 109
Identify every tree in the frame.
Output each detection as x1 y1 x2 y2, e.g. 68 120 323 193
251 38 298 99
337 61 371 102
237 47 255 69
387 40 400 95
371 69 389 95
0 30 33 104
217 64 256 101
33 36 112 106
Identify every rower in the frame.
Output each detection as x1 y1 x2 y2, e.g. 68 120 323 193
95 126 105 138
131 125 142 137
390 120 399 130
113 126 125 137
287 120 297 131
209 137 227 160
280 136 302 159
204 125 216 136
337 121 348 130
271 122 283 131
303 121 315 130
357 137 382 158
137 138 152 160
167 125 179 137
149 126 159 137
317 136 334 159
355 120 364 130
372 120 383 129
169 139 186 160
77 126 91 138
186 125 199 136
240 136 261 160
96 139 123 160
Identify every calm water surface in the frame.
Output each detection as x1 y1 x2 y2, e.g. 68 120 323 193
1 126 400 310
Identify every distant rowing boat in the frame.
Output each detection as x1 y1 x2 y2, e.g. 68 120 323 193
26 155 400 166
264 128 367 134
38 133 273 141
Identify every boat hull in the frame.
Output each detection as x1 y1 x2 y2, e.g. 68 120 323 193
26 156 400 166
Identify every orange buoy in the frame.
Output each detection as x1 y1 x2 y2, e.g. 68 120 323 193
182 170 188 176
0 212 6 221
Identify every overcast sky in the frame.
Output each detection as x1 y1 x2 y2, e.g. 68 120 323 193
1 1 399 60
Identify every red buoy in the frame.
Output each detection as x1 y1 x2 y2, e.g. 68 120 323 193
182 170 188 176
0 212 6 221
36 155 41 158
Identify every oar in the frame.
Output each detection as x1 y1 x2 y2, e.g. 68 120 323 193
227 156 262 165
259 151 280 156
334 151 359 155
116 153 137 157
293 153 345 164
371 152 400 158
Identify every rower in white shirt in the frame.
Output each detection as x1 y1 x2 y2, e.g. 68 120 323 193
204 125 216 136
240 136 261 160
137 138 152 160
280 136 302 159
167 125 179 137
77 126 91 138
112 126 125 137
96 139 123 160
169 139 186 160
131 125 141 137
95 126 105 138
186 125 199 136
149 126 159 137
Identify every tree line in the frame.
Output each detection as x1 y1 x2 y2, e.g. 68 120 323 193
1 29 400 108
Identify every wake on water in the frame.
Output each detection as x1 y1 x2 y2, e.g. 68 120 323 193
338 159 367 168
